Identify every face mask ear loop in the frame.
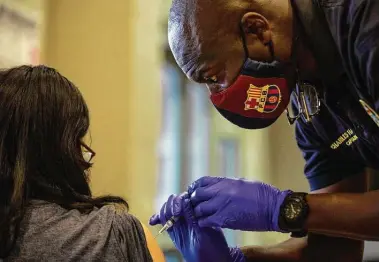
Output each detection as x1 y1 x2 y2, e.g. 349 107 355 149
291 14 302 84
239 23 250 60
265 40 276 62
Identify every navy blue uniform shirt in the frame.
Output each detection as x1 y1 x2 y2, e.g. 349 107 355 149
293 0 379 190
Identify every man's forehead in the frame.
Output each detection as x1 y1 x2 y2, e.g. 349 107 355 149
169 26 219 65
169 0 231 40
168 0 240 74
177 43 222 74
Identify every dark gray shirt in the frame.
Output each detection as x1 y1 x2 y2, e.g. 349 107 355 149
4 200 153 262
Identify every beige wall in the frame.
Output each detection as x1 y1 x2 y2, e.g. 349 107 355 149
0 0 43 12
41 0 162 223
270 116 308 192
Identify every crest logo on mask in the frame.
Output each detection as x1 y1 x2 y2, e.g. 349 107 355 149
244 84 282 113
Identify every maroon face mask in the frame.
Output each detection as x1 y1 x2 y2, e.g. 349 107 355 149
210 59 291 129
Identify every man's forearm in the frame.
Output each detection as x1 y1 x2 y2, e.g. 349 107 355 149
241 234 363 262
306 190 379 240
240 238 305 262
239 172 370 261
240 189 378 262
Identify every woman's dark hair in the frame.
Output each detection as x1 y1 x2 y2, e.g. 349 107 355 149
0 65 128 258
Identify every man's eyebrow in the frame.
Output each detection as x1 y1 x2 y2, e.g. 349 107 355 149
187 70 202 82
181 54 213 82
183 61 203 82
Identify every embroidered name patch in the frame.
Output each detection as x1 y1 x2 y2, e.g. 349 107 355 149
330 129 358 150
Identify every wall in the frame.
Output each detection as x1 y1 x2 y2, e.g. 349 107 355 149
41 0 162 224
270 116 308 192
0 0 42 67
0 0 43 13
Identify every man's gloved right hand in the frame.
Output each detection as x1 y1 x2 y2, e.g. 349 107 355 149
149 193 245 262
188 176 291 232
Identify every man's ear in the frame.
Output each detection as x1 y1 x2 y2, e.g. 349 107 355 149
240 12 272 45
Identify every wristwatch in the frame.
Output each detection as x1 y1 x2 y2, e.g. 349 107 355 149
278 192 309 238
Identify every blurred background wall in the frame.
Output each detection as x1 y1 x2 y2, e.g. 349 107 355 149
1 0 377 261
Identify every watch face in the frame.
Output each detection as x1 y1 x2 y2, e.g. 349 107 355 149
284 202 302 221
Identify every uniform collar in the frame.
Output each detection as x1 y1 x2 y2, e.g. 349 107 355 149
291 0 345 101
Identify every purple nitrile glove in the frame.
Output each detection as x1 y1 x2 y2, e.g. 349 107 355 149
188 176 292 232
149 193 245 262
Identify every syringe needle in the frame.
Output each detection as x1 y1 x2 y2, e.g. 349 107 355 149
154 216 179 238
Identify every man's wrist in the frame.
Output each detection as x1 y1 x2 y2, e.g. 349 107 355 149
278 192 309 236
240 244 301 262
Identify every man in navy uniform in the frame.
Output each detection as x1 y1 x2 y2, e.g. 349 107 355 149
150 0 379 261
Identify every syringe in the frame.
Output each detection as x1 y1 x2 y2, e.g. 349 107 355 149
155 216 179 237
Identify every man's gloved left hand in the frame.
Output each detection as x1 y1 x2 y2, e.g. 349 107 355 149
149 193 245 262
188 176 292 232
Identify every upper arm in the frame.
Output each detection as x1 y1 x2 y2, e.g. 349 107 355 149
141 223 165 262
112 209 155 262
302 172 368 262
295 120 365 191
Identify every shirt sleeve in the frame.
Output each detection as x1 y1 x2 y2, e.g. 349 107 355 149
348 0 379 106
111 208 153 262
295 120 365 191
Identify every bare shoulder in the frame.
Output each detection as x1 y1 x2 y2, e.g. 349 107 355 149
140 223 166 262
